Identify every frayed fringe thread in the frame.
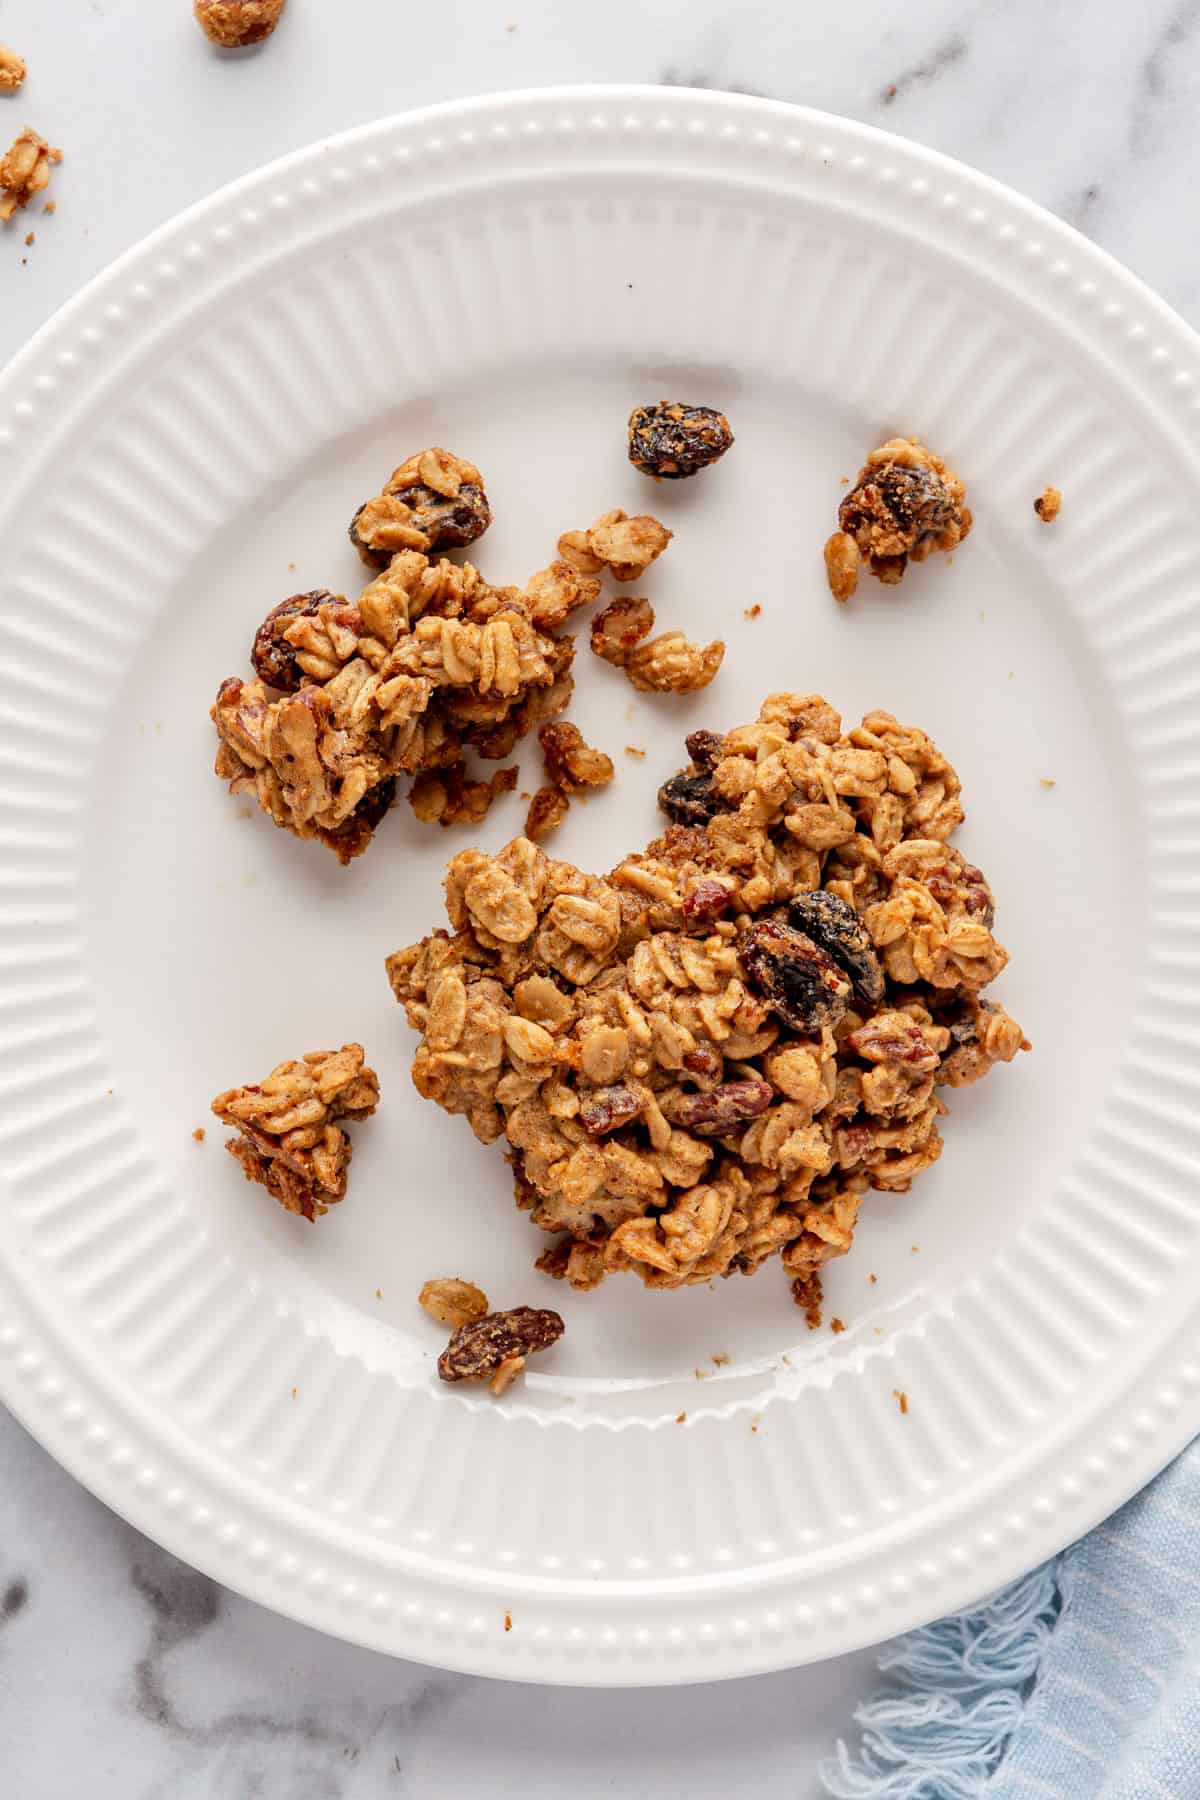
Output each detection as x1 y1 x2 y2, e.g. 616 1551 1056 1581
821 1558 1066 1800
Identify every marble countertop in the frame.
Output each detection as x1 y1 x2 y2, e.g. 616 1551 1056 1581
3 0 1198 1793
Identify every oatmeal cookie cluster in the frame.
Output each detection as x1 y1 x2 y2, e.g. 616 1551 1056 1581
387 694 1027 1312
212 531 591 861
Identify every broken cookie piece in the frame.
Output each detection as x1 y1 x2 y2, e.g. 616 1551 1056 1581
194 0 287 47
559 509 672 582
212 1044 379 1221
349 448 491 568
824 436 970 600
590 597 723 693
0 45 26 89
0 128 60 223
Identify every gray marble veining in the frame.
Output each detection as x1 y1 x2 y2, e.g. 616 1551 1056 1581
3 0 1200 1793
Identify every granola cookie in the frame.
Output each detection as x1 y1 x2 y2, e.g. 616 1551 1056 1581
387 695 1027 1313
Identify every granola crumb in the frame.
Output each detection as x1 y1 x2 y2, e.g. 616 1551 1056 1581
869 1273 877 1284
591 595 724 693
1034 485 1061 523
675 1410 687 1424
538 720 614 794
750 1414 761 1433
0 45 26 90
711 1351 730 1367
894 1388 909 1415
693 1367 709 1381
23 229 32 246
624 745 646 758
911 1245 920 1253
524 783 570 844
291 1386 298 1400
375 1287 382 1299
744 603 762 620
43 199 55 214
830 1317 846 1334
1040 777 1056 789
0 128 61 223
827 436 970 600
211 1044 379 1221
192 1127 206 1142
194 0 287 48
504 1610 513 1631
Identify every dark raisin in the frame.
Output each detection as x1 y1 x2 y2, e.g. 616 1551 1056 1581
628 402 734 480
349 481 491 570
786 890 884 1004
579 1085 643 1136
669 1079 773 1136
251 591 339 692
684 729 725 768
840 462 954 548
354 775 396 833
739 918 852 1034
437 1306 564 1383
658 770 725 827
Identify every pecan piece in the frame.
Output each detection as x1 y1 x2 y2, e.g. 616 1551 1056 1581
579 1084 643 1136
437 1306 565 1387
668 1079 773 1136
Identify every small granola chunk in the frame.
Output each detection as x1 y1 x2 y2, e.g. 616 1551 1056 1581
825 436 970 598
419 1278 490 1328
437 1305 564 1394
573 509 672 582
0 128 60 223
349 449 491 568
212 1044 379 1221
0 45 26 90
538 721 614 793
194 0 287 46
524 785 571 843
591 597 723 694
1034 486 1061 523
628 402 733 479
408 763 517 828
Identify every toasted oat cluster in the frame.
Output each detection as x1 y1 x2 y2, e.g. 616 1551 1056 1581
557 509 673 582
824 437 971 601
212 548 588 861
212 1044 379 1220
194 0 287 47
350 448 492 569
590 596 724 694
524 721 614 842
0 128 60 223
387 694 1027 1312
0 44 26 90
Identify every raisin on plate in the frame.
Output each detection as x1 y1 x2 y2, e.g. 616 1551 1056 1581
628 402 734 479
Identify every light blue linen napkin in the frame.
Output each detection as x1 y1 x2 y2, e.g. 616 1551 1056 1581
823 1437 1200 1798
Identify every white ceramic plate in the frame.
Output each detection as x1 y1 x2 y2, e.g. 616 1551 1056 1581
2 86 1200 1686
